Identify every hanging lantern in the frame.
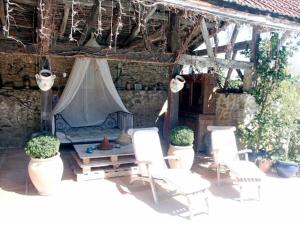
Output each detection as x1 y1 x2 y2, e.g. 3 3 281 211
35 69 56 91
170 75 185 93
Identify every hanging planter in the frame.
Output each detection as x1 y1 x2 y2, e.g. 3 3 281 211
35 69 56 91
170 75 185 93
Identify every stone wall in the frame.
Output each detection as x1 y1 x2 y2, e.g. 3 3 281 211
215 93 258 127
0 89 40 148
119 90 167 127
0 55 168 148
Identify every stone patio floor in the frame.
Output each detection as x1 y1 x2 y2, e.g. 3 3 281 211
0 148 299 225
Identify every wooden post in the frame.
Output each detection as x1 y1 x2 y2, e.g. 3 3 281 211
164 12 180 141
243 25 259 92
39 56 53 132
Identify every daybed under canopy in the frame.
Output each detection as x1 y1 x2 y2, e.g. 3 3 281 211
52 37 133 144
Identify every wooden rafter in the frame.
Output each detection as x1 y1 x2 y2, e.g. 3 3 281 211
174 16 202 62
224 50 238 89
59 3 71 39
127 26 163 49
224 24 240 89
105 4 120 45
195 40 250 56
225 24 240 60
200 18 214 58
78 0 99 46
178 54 253 70
0 0 5 28
189 21 228 53
123 5 157 46
38 0 55 54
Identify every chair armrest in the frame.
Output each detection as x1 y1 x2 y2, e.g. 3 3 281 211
163 155 180 160
135 160 152 165
237 149 252 161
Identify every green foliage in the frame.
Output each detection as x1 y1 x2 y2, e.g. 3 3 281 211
25 135 60 159
238 32 300 162
169 126 194 146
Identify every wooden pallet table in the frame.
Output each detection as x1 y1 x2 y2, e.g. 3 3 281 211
72 143 138 181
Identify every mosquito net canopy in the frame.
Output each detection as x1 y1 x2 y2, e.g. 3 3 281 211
52 37 129 131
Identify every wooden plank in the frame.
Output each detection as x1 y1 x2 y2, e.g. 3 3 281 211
127 26 163 49
59 3 70 39
200 18 214 58
175 16 202 62
194 41 250 56
0 0 5 29
74 166 139 182
178 54 253 70
78 0 99 45
123 5 157 46
38 0 56 53
225 24 240 60
71 152 135 169
223 50 238 89
160 0 300 32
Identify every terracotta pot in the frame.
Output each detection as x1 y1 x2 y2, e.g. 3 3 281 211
28 153 63 195
168 144 194 170
257 159 272 173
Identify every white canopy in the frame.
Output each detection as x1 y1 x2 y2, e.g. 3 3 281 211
52 36 129 131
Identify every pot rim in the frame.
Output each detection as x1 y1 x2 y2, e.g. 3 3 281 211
170 144 193 149
30 152 60 162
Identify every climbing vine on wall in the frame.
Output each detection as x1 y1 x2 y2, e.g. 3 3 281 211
239 32 300 162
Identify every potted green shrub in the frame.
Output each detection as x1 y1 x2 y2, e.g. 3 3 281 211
25 135 63 195
168 126 195 170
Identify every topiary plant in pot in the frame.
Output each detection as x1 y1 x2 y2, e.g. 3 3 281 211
25 135 63 195
168 126 195 170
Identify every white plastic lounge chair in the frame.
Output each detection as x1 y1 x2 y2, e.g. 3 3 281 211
207 126 264 201
128 127 210 219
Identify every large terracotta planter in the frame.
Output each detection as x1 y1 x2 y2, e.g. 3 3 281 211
28 153 63 195
168 144 194 170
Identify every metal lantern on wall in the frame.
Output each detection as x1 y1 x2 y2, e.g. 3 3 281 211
35 69 56 91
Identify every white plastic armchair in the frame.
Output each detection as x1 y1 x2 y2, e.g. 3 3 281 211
207 126 264 201
128 127 210 219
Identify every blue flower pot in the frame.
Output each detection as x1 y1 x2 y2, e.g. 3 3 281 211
274 161 299 178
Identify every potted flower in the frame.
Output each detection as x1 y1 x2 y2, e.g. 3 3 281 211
25 135 63 195
168 126 194 170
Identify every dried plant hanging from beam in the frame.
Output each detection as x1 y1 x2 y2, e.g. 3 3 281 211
69 0 84 42
109 0 114 49
114 0 125 50
96 0 105 37
3 0 25 46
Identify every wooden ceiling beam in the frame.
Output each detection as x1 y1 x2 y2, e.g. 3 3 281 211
78 0 99 46
123 5 157 46
59 3 70 39
178 54 253 70
127 26 164 49
225 24 240 60
194 40 250 56
200 18 214 58
0 0 5 28
38 0 55 54
174 16 202 62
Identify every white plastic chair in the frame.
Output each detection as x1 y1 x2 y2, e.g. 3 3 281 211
207 126 264 201
128 127 210 219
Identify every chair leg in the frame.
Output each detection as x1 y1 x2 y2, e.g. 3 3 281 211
239 185 243 202
186 195 193 220
217 163 220 185
149 176 159 204
257 185 261 201
204 190 209 215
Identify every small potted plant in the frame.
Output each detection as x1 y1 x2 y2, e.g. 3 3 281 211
25 134 63 195
168 126 194 170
